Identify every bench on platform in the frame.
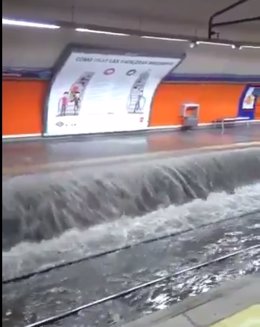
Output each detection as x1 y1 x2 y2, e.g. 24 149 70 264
213 116 250 133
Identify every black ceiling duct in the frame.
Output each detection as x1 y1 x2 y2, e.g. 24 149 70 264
208 0 260 39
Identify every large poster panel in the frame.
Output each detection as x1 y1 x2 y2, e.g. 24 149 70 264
45 51 181 136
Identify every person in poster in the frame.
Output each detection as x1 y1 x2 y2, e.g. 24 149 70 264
57 72 94 117
72 91 81 115
68 73 94 116
58 91 69 116
127 70 150 114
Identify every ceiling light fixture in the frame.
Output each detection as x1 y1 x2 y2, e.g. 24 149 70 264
75 28 129 36
141 36 189 42
239 45 260 50
196 41 236 49
2 18 60 29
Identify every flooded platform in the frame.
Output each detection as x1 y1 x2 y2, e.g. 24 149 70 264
123 275 260 327
3 125 260 176
3 126 260 327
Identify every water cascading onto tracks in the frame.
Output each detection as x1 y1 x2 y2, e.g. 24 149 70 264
3 147 260 251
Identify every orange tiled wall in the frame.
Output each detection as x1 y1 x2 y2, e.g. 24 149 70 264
149 83 245 126
3 79 249 136
3 80 47 136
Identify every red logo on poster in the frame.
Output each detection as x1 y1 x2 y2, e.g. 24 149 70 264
104 68 115 75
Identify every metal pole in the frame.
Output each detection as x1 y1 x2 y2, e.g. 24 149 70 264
212 16 260 28
208 0 250 38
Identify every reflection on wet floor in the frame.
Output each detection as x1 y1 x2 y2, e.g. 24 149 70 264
3 125 260 173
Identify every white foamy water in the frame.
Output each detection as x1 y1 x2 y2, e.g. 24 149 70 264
3 183 260 280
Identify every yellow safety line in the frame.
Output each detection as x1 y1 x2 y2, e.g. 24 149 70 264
211 304 260 327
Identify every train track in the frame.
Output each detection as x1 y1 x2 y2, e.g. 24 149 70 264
24 244 260 327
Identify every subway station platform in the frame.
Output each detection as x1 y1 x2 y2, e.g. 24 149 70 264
3 125 260 177
123 275 260 327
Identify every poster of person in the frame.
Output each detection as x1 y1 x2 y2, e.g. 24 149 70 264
57 72 95 116
127 70 150 114
45 51 181 136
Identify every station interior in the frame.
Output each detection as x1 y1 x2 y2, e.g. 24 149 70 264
2 1 260 327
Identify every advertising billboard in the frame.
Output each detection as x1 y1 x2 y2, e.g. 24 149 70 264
242 86 256 110
45 50 181 136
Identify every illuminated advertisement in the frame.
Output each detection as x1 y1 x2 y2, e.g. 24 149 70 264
45 50 181 136
238 84 260 120
242 86 256 110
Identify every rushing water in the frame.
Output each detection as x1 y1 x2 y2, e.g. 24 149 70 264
3 148 260 250
3 211 260 327
2 148 260 327
3 183 260 281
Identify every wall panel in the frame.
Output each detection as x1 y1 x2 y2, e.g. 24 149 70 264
149 83 245 126
3 80 47 136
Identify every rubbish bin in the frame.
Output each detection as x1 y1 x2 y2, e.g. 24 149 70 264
180 103 200 130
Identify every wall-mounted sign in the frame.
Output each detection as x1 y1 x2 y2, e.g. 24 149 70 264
238 84 260 120
242 86 256 110
45 51 181 136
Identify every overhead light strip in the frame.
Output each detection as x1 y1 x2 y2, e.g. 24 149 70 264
2 17 260 51
196 41 236 49
141 35 189 42
239 45 260 50
75 28 129 36
2 18 60 29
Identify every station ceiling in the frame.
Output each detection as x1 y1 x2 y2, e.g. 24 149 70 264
3 0 260 40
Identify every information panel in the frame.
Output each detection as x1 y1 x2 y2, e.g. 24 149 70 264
45 51 181 135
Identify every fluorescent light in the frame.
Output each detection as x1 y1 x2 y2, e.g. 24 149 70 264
75 28 129 36
239 45 260 50
141 36 189 42
196 41 236 49
2 18 60 29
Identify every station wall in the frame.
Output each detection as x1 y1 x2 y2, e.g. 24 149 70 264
2 28 260 137
3 80 47 137
3 78 260 137
150 83 246 127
